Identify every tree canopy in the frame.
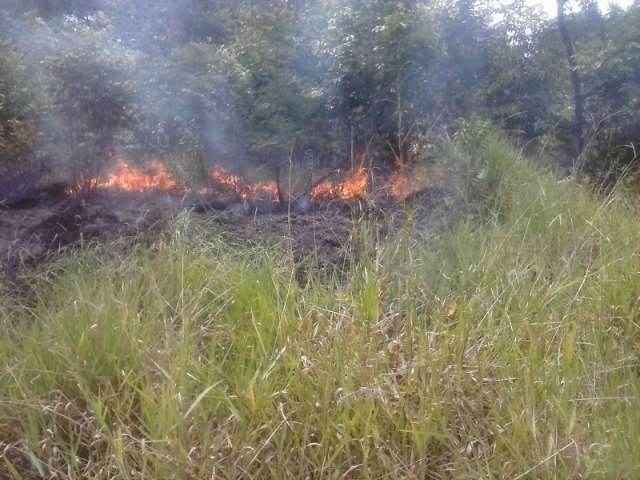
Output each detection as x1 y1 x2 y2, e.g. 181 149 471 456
1 0 638 180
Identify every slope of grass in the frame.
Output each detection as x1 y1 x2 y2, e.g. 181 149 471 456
1 132 640 478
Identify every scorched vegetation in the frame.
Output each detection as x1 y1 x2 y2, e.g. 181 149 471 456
1 131 640 478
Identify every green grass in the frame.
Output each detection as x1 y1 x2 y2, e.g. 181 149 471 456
1 131 640 478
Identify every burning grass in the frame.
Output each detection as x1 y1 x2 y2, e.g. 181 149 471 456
1 133 640 478
311 166 369 201
207 167 280 203
63 157 430 207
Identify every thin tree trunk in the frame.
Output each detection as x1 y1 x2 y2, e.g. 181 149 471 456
557 0 585 158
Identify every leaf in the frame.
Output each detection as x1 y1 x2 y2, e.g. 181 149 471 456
183 382 221 420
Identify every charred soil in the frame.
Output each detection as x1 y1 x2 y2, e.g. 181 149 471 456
0 184 459 287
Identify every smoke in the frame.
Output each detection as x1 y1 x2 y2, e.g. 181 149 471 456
0 1 492 176
5 0 608 183
1 0 242 182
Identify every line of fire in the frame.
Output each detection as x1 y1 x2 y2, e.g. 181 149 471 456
50 157 430 214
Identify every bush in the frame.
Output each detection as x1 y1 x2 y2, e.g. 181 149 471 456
0 44 40 167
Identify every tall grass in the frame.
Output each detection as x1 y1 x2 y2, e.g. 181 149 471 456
1 131 640 478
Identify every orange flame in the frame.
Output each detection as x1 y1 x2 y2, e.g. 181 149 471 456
209 168 279 202
67 160 187 195
387 166 427 200
66 158 427 205
100 160 186 193
311 167 369 202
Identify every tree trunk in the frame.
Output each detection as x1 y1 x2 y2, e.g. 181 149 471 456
557 0 585 158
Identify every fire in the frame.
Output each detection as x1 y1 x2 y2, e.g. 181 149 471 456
311 167 369 202
247 182 279 202
68 160 280 201
68 160 187 195
387 166 427 200
65 157 428 206
210 168 243 191
209 168 279 202
100 160 186 193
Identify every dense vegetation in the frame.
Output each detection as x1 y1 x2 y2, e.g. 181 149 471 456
2 1 640 478
1 0 639 181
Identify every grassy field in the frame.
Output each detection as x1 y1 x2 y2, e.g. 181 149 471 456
1 131 640 479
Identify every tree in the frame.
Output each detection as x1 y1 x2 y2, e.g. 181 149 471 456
142 41 239 175
41 18 137 179
557 0 585 159
322 0 437 164
482 1 551 139
0 43 41 167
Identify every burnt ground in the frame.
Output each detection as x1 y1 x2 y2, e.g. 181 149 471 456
0 185 460 286
0 192 172 278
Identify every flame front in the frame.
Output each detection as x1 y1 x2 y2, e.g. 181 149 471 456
209 168 279 202
311 167 369 202
101 160 187 193
67 158 425 204
387 166 426 200
69 160 187 194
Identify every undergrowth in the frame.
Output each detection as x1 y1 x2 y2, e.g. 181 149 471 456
1 131 639 479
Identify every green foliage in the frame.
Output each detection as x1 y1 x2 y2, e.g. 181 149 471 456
227 4 331 165
483 1 553 137
143 42 234 157
322 0 438 160
578 5 640 177
0 42 40 166
442 119 518 218
3 0 640 177
44 22 137 177
2 136 640 477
